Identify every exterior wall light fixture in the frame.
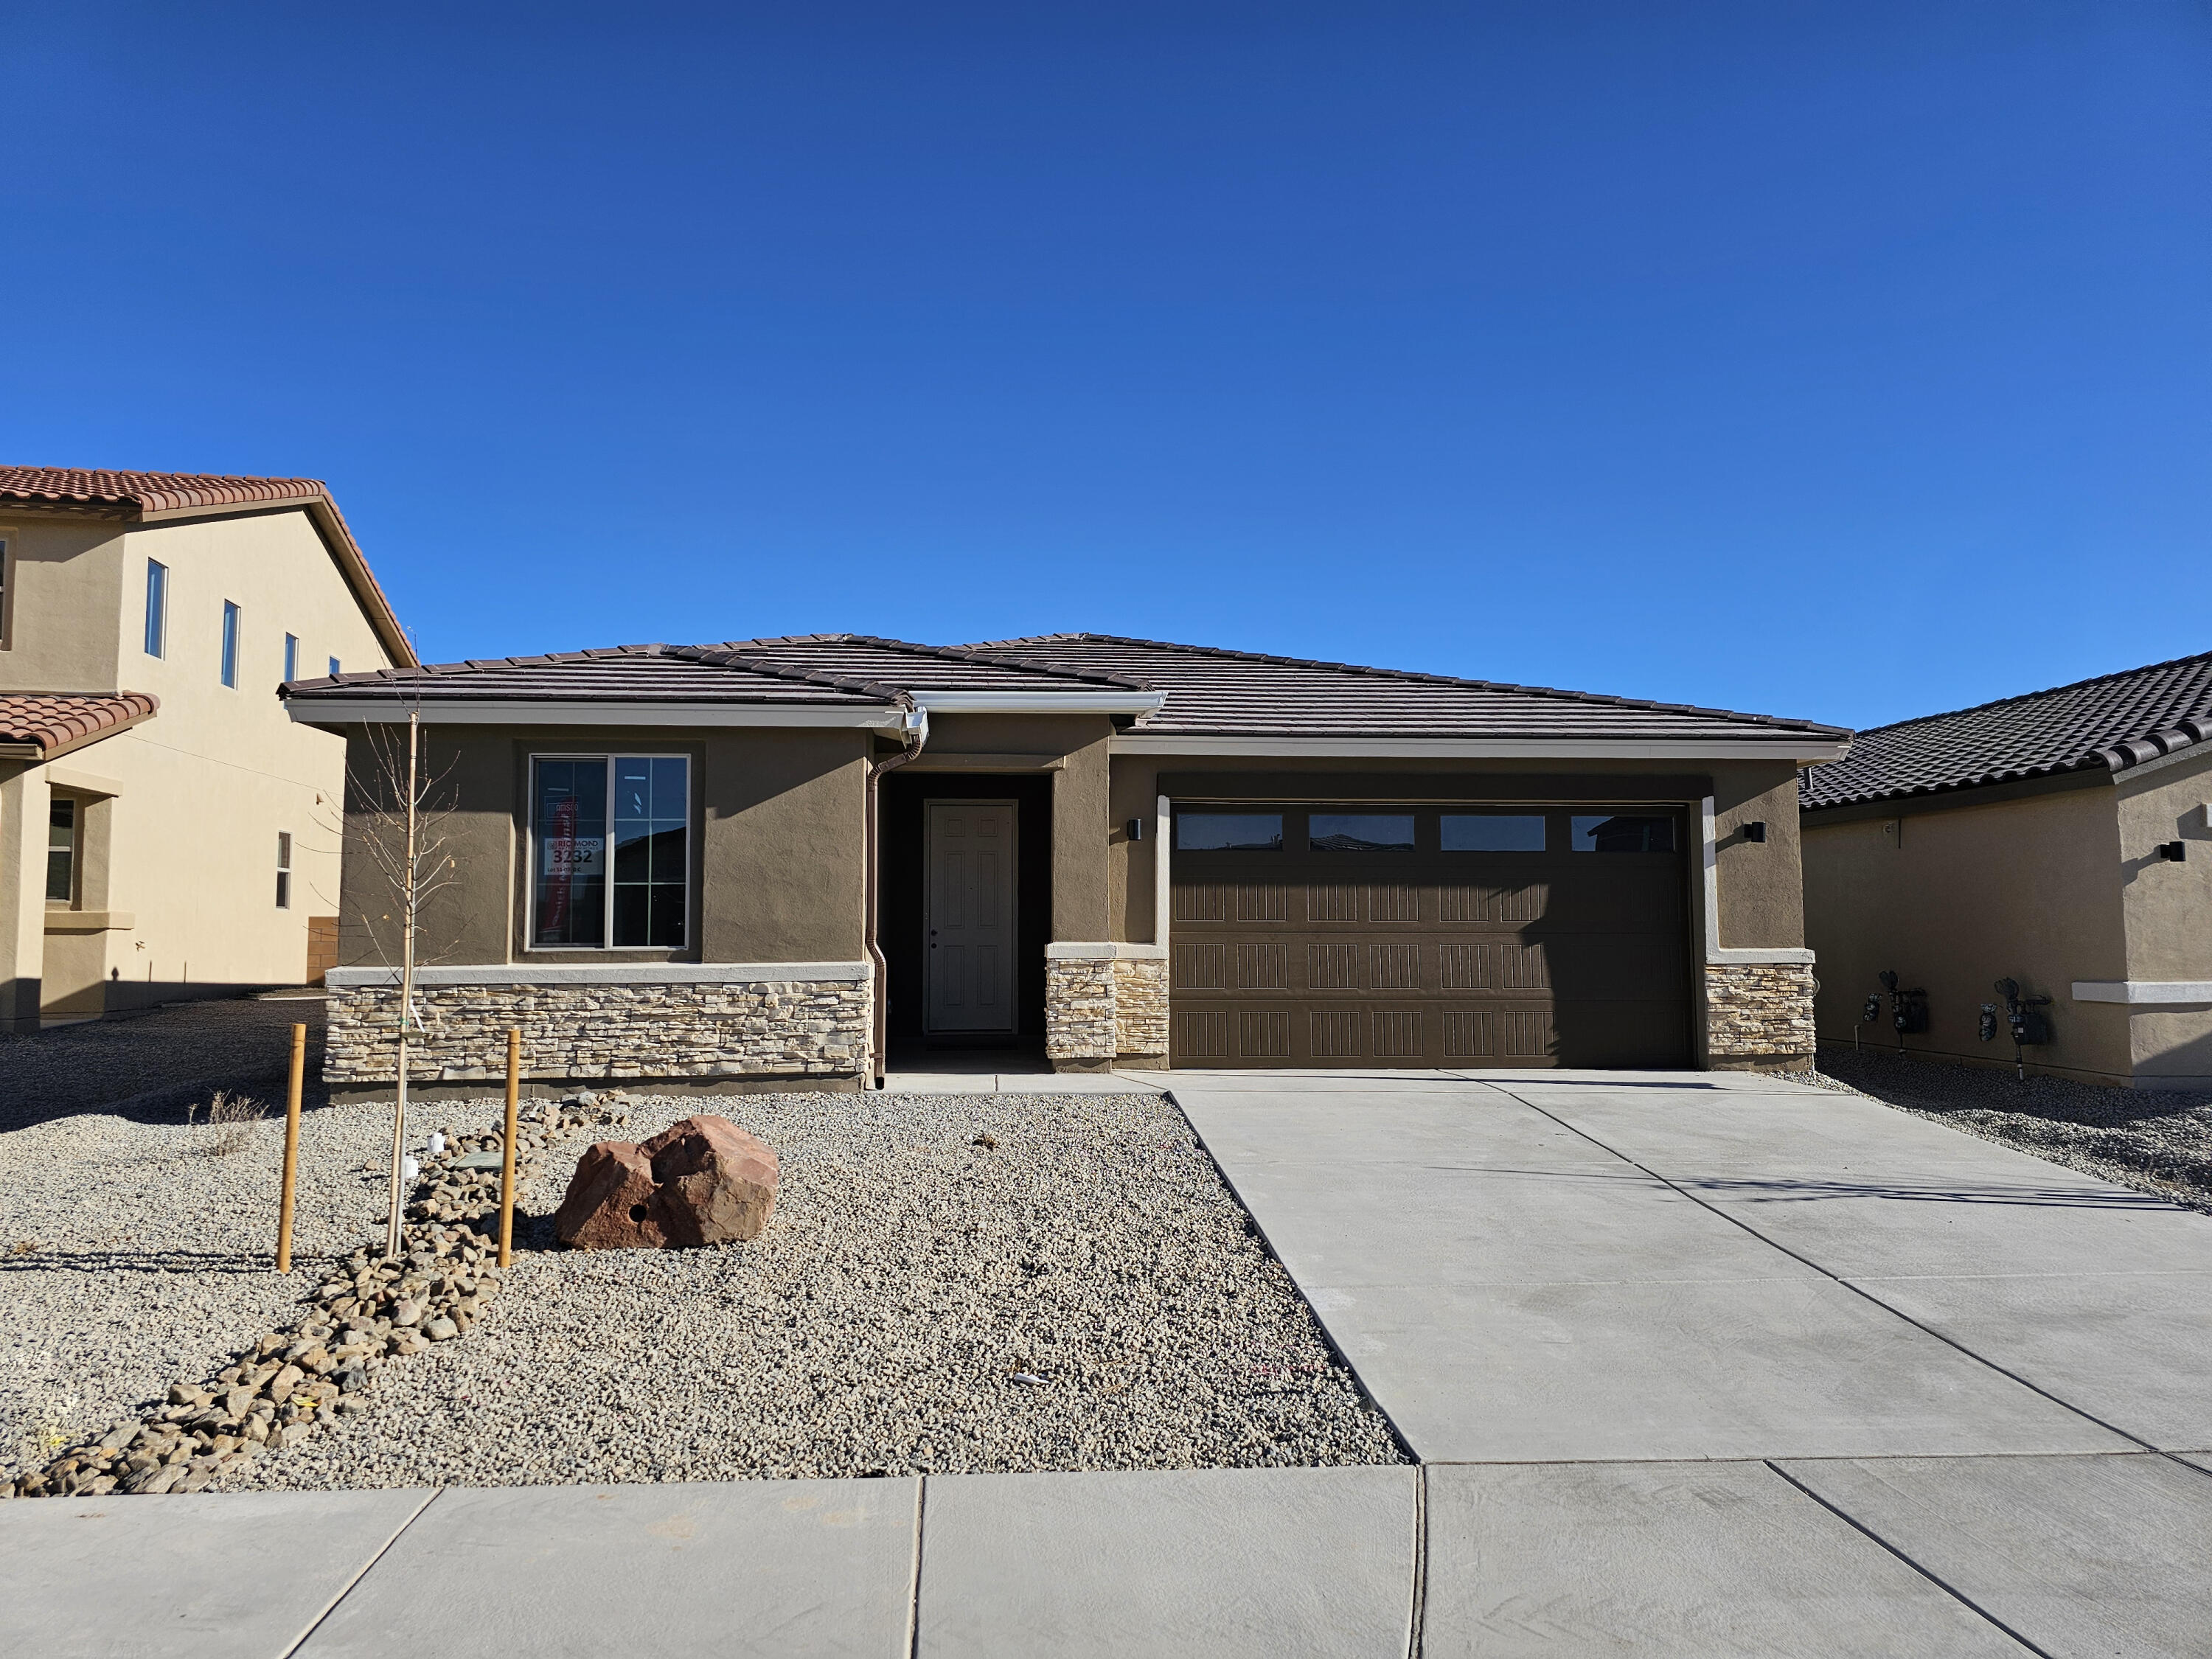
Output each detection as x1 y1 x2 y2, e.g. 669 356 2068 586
2157 841 2186 861
1741 821 1767 842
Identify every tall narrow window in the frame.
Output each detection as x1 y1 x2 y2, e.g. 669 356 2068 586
0 538 11 649
328 655 341 678
144 560 167 657
220 601 240 687
532 756 689 948
276 832 293 908
46 799 77 904
283 633 299 682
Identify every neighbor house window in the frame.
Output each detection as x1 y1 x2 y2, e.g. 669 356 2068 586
283 634 299 682
46 799 77 904
220 601 240 687
144 560 168 657
328 655 341 677
1175 813 1283 851
531 756 690 948
1442 814 1547 852
0 538 10 649
276 832 292 908
1309 813 1416 852
1572 814 1676 853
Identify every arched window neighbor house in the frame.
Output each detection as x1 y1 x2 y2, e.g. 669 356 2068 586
0 467 414 1030
282 633 1848 1101
1801 651 2212 1090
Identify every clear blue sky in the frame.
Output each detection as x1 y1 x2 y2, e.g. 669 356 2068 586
6 2 2207 730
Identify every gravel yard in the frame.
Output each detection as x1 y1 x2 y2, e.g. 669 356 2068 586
4 1079 1405 1492
1811 1044 2212 1212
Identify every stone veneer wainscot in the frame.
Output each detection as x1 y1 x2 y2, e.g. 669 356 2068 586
323 964 872 1093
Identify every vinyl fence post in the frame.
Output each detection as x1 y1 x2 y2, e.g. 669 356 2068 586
276 1023 307 1273
498 1028 521 1268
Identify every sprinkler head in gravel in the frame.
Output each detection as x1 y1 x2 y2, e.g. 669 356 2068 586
971 1134 998 1150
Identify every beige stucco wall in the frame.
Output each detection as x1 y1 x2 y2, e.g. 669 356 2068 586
1802 782 2132 1082
336 723 872 970
0 507 394 1018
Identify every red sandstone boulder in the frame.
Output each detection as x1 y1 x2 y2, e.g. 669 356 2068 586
553 1142 665 1249
641 1116 779 1245
552 1115 778 1250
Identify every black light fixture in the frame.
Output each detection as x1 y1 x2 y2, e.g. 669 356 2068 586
2157 841 2186 861
1126 818 1144 841
1742 821 1767 842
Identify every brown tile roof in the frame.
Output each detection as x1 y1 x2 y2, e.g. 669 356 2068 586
1800 650 2212 812
288 630 1846 751
0 691 159 760
973 633 1849 744
0 466 417 669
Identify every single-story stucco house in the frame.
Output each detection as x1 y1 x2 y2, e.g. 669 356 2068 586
282 633 1848 1099
1802 650 2212 1089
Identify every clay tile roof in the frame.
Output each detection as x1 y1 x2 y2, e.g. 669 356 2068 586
1798 650 2212 812
0 466 417 669
0 467 327 514
0 691 159 760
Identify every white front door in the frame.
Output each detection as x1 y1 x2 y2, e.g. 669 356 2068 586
925 799 1018 1034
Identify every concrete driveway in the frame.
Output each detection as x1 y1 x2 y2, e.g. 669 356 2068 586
1158 1067 2212 1656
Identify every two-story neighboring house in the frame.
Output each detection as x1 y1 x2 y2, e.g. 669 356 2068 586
0 467 414 1030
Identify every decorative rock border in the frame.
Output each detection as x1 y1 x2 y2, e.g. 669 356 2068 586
4 1091 634 1500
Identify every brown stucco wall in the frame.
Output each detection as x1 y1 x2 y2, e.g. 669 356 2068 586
337 723 871 970
1709 764 1806 950
1801 780 2132 1083
922 712 1116 942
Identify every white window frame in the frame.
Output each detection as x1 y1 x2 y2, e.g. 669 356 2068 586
525 751 693 952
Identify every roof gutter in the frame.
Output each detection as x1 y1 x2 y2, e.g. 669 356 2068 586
909 690 1166 714
282 698 909 729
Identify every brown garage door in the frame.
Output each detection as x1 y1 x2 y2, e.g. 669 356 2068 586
1169 804 1691 1069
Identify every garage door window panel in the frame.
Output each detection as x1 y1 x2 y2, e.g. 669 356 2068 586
1441 813 1547 852
1309 813 1415 852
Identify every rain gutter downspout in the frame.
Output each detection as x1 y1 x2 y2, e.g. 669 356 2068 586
864 699 928 1088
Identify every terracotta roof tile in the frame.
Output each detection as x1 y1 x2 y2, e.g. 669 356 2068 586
1800 650 2212 811
0 467 327 513
0 691 159 759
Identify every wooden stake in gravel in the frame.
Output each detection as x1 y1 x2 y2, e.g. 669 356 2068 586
498 1026 520 1267
275 1022 307 1273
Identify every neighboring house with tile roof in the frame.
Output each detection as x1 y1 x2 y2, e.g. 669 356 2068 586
1800 651 2212 1088
0 468 412 1029
285 632 1848 1098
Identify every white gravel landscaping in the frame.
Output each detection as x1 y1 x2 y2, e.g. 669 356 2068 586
4 1086 1405 1492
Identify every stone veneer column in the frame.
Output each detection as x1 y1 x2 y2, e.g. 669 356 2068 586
1111 957 1169 1064
1044 957 1117 1071
1703 961 1816 1071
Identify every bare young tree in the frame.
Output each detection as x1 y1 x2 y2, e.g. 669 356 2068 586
345 710 463 1259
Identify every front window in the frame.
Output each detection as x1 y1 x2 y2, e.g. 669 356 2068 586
220 601 240 687
144 560 167 657
532 756 689 948
1572 813 1676 853
46 799 77 904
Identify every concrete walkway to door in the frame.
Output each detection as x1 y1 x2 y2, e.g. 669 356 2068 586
1146 1067 2212 1655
